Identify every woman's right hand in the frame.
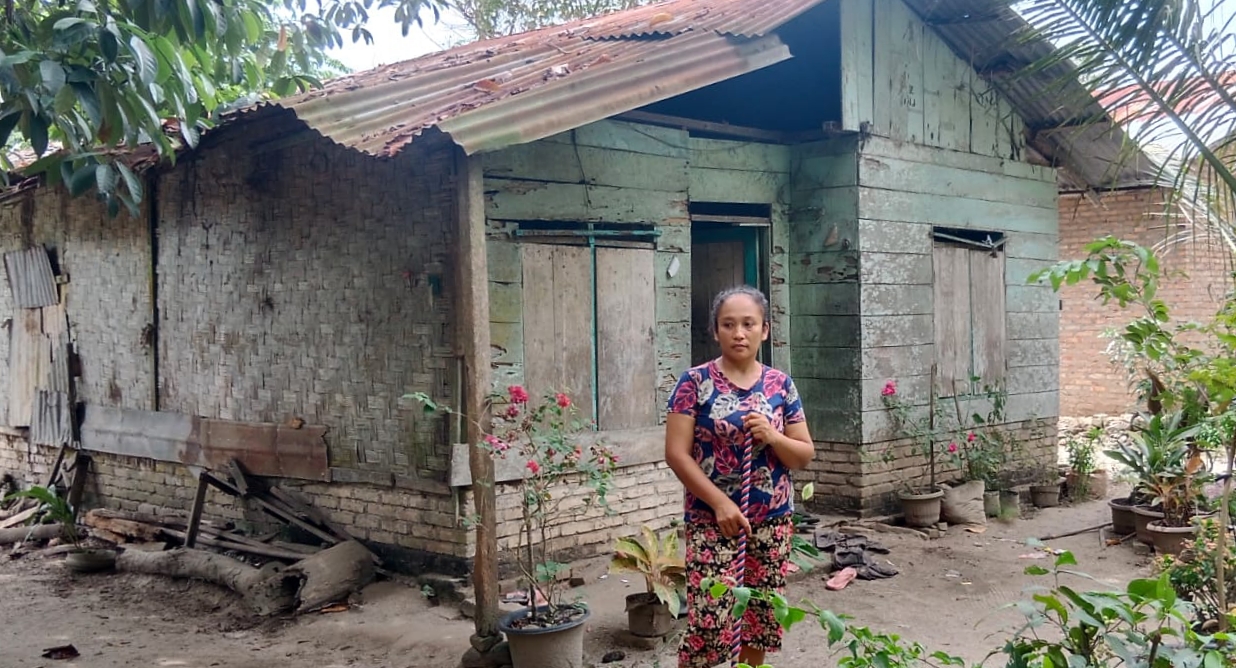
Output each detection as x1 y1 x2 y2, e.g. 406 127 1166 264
713 498 752 538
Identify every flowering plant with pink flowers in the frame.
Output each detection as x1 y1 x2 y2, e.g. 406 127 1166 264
410 384 618 627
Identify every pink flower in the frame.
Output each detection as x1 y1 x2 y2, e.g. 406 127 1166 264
967 432 976 442
556 393 571 408
526 460 540 475
504 404 521 419
948 442 958 454
882 381 897 397
508 385 529 404
484 434 509 453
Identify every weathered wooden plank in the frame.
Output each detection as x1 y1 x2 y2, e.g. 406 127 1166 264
863 314 934 347
1006 258 1054 288
860 251 933 285
449 427 666 486
483 142 689 193
839 0 875 132
488 281 522 324
688 167 788 205
793 153 859 191
596 247 658 430
923 28 964 151
861 374 933 411
1005 234 1059 262
1007 365 1058 395
933 244 971 395
1004 391 1060 423
80 406 330 481
969 76 1003 159
490 322 523 369
542 120 689 159
521 244 595 420
861 283 933 316
971 251 1008 384
858 188 1057 234
859 135 1054 183
858 155 1059 210
1007 285 1059 313
487 241 522 284
6 309 42 427
791 315 861 348
873 0 923 143
789 251 860 285
862 344 933 381
1008 338 1059 369
858 220 932 255
691 238 746 365
792 347 862 380
791 283 861 316
486 181 686 224
789 189 860 250
1007 312 1059 340
656 285 691 326
806 404 863 444
688 138 790 173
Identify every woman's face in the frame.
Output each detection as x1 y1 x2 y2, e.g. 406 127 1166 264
714 294 769 362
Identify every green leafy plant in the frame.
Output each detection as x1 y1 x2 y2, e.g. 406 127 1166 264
1106 411 1197 506
610 525 686 617
410 385 617 628
3 485 79 548
1158 518 1236 629
1066 428 1100 500
1000 546 1234 667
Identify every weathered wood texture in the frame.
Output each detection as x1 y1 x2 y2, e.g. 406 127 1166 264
840 0 1027 160
788 138 863 444
855 132 1059 445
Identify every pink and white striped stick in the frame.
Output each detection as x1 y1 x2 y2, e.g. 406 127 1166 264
730 430 754 668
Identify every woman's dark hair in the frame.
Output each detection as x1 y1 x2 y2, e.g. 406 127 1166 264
709 285 770 337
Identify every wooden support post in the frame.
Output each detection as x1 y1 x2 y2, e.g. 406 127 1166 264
456 147 499 638
184 473 209 549
67 453 90 521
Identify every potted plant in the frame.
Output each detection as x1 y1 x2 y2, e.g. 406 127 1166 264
1142 445 1211 556
413 385 617 668
880 379 946 528
1030 470 1063 508
4 485 114 572
1107 411 1195 543
610 525 686 638
1064 428 1104 501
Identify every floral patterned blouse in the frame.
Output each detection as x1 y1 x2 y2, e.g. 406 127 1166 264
667 360 806 526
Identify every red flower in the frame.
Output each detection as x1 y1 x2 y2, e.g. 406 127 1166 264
882 380 897 397
555 393 571 408
967 432 976 442
504 404 521 419
508 385 529 404
948 442 958 454
526 460 540 475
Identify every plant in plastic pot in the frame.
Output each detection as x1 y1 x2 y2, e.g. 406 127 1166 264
4 485 114 573
610 525 686 638
413 385 617 668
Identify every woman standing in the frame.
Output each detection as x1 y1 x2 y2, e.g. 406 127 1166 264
665 286 815 668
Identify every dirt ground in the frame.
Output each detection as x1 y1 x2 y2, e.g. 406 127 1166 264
0 496 1151 668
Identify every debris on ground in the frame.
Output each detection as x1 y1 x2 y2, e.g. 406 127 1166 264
41 644 80 660
814 530 899 581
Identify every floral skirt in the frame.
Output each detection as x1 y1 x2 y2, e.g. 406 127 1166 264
679 516 794 668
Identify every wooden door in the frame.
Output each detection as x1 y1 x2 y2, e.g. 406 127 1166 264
690 227 762 366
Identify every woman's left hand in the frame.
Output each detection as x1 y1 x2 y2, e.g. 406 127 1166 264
742 412 779 446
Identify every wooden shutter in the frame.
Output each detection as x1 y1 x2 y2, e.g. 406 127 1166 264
520 244 595 421
596 247 657 430
970 250 1007 383
932 244 971 395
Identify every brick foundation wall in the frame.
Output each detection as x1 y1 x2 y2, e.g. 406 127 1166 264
1059 187 1230 416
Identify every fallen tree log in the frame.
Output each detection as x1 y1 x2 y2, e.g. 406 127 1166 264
116 548 299 616
0 505 39 529
83 510 164 543
0 523 63 545
285 540 375 613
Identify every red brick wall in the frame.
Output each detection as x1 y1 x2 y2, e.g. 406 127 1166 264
1058 186 1230 417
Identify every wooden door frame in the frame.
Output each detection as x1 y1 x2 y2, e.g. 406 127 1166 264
690 222 773 363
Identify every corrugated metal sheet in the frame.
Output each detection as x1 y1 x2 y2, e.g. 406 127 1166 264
239 0 1150 189
258 0 809 157
31 390 71 447
903 0 1156 190
4 247 58 308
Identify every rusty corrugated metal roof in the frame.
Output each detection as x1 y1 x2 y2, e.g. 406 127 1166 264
261 0 815 156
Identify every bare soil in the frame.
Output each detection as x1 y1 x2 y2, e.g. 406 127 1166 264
0 497 1152 668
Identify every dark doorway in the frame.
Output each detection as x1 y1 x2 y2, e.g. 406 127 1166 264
690 207 771 366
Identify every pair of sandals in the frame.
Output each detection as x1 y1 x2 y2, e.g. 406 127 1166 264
816 531 899 589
